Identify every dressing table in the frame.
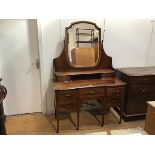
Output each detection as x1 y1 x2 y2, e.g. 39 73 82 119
53 21 126 133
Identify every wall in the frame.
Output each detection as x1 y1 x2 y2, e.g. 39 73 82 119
103 19 153 68
39 19 155 114
37 19 62 114
146 20 155 66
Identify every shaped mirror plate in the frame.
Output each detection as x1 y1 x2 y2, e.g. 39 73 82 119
67 22 100 68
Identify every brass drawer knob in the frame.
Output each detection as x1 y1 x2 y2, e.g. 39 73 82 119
88 91 96 94
144 78 148 81
65 94 71 97
141 89 147 92
114 90 120 93
65 105 71 108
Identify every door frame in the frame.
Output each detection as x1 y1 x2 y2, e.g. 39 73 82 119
36 20 47 114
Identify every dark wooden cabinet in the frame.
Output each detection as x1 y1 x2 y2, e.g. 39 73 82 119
116 67 155 121
0 78 7 135
53 21 126 133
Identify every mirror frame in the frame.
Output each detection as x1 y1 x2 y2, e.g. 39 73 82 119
65 21 101 68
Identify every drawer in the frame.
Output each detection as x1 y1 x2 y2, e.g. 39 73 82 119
56 90 77 102
56 76 71 82
131 85 155 94
127 94 149 115
130 76 155 84
57 102 77 112
107 87 124 98
79 87 105 99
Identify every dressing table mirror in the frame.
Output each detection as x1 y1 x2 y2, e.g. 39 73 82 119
67 21 100 68
53 21 126 133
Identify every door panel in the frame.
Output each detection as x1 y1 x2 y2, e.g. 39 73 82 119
0 19 42 115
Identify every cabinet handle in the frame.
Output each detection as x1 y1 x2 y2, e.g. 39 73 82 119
65 105 71 108
114 90 119 93
88 91 96 94
141 89 147 92
65 94 71 97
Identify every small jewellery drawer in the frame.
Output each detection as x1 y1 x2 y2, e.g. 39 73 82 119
79 87 105 99
131 85 155 94
56 90 77 102
107 87 124 98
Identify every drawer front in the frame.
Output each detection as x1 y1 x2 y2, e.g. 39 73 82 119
57 90 77 102
79 87 105 99
107 87 124 98
56 90 77 112
126 94 153 115
131 76 155 84
57 102 77 112
56 76 71 82
131 85 155 94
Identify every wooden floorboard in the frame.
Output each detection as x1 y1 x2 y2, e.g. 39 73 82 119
5 110 145 135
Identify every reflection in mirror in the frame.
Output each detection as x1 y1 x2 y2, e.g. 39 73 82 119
68 22 100 68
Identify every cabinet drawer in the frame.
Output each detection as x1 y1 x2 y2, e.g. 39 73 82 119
79 87 105 99
131 76 155 84
131 85 155 94
56 90 77 102
107 87 124 98
127 94 149 115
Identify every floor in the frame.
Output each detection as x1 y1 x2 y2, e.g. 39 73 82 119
5 108 145 135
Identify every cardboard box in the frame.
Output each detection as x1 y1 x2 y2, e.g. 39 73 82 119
144 101 155 135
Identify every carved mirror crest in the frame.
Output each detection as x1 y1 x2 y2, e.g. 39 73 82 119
65 21 101 68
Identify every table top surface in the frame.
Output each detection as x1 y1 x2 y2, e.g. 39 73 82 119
55 69 115 76
117 66 155 76
53 78 126 90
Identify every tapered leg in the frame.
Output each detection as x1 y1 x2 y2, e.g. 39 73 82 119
54 97 57 119
119 97 124 124
119 105 122 124
101 109 104 127
76 111 79 130
101 97 106 127
56 110 59 133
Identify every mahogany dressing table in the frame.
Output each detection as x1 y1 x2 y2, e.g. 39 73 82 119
53 21 126 133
